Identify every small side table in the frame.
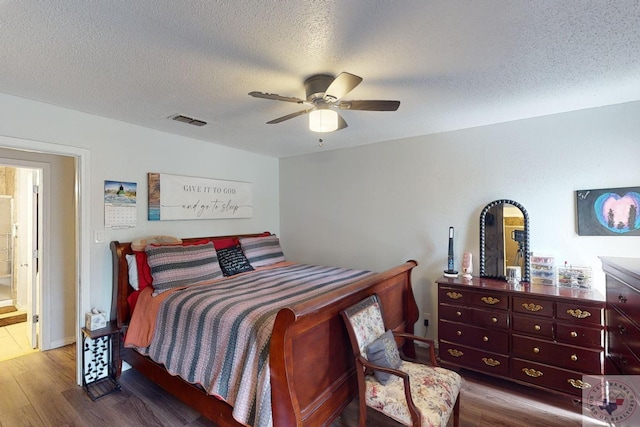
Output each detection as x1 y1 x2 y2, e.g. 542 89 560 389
81 321 122 400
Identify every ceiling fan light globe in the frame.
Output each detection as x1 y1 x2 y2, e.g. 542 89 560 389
309 109 338 132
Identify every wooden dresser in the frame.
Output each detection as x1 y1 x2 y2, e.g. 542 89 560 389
436 276 605 397
601 257 640 375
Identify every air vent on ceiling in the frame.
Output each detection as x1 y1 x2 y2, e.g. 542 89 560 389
170 114 207 127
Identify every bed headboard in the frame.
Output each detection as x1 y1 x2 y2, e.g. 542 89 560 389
110 232 271 329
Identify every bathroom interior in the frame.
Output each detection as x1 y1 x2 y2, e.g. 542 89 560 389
0 165 37 361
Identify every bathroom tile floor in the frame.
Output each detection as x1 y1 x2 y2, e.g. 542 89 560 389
0 322 38 361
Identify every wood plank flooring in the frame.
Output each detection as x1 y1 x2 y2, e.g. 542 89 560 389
0 307 27 328
0 345 604 427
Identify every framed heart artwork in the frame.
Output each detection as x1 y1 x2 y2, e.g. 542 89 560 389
576 186 640 236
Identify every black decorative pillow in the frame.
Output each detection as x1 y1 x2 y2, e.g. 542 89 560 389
216 245 254 276
366 329 401 385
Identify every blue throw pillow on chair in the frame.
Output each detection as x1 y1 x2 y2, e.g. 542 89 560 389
366 329 401 384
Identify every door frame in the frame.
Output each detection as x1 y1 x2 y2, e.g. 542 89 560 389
0 134 90 385
0 161 47 349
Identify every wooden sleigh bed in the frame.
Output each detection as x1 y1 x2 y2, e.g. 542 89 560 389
110 233 419 426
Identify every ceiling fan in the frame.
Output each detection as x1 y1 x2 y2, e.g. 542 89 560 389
249 72 400 132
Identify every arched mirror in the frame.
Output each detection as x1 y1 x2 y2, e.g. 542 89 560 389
479 199 530 282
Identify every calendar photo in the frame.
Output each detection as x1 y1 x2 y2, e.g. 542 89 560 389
104 180 137 229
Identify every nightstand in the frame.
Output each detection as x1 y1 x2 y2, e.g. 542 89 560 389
81 321 122 400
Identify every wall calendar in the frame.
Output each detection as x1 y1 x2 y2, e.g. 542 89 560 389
104 180 137 229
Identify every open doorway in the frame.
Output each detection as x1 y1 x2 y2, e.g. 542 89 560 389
0 164 42 361
0 136 89 386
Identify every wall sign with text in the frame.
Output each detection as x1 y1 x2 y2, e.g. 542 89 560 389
148 173 252 221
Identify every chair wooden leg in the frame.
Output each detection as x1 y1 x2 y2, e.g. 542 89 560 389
452 393 460 427
359 396 367 427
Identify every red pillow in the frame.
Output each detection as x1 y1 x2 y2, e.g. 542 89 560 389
134 251 153 290
212 237 239 250
127 289 141 314
212 233 270 250
182 238 214 246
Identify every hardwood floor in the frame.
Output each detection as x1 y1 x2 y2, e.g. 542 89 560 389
0 345 604 427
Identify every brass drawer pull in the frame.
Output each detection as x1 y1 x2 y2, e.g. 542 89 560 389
481 296 500 305
447 292 463 300
491 317 498 323
570 331 578 338
534 324 541 331
456 330 462 336
568 379 591 389
619 294 627 303
448 349 464 357
482 357 501 367
456 311 462 316
483 336 489 342
522 303 543 312
570 354 578 362
533 347 540 354
522 368 543 378
567 308 591 319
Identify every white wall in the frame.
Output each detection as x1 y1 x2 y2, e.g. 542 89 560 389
280 101 640 340
0 92 280 347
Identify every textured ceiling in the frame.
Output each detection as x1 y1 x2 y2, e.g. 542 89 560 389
2 1 640 158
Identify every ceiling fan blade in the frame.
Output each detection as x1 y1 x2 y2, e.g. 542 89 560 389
248 91 305 104
336 112 348 130
266 108 314 124
324 72 363 101
338 100 400 111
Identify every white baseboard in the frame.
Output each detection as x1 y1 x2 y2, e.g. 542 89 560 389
49 336 76 349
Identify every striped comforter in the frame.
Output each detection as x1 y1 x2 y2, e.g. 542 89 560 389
132 263 374 427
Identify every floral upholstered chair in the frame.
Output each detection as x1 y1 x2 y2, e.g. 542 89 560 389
341 294 461 427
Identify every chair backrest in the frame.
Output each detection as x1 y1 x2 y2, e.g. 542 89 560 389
341 294 386 357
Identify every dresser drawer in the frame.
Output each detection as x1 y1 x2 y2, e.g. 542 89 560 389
512 335 603 374
469 307 509 330
438 341 509 377
439 320 509 353
606 274 640 321
608 338 640 376
512 296 553 318
555 323 603 349
607 306 640 355
470 291 508 310
556 302 603 326
511 358 596 397
511 315 553 339
438 304 468 323
439 287 468 305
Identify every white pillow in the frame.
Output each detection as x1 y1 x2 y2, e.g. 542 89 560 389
125 253 139 290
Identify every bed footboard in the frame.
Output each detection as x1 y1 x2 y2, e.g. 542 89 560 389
269 260 419 426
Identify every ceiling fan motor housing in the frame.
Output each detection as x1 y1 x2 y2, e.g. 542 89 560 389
304 74 334 102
